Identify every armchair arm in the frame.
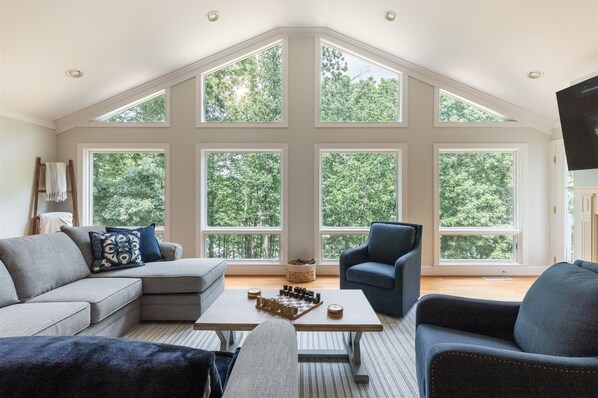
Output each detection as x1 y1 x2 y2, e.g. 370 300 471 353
416 295 520 341
158 241 183 261
339 243 369 275
425 344 598 398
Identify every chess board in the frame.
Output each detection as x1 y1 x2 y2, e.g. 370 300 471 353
255 294 323 320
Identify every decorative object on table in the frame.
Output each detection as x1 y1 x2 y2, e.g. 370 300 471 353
327 304 344 319
247 288 261 299
286 258 316 283
340 221 423 317
255 285 323 320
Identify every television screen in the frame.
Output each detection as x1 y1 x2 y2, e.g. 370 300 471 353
556 75 598 171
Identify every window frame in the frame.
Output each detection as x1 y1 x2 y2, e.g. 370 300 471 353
315 144 407 264
315 36 408 128
86 89 171 128
78 143 171 240
196 38 289 128
197 144 288 264
433 88 523 128
433 143 528 267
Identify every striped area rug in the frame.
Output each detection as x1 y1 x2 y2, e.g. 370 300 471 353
123 307 418 398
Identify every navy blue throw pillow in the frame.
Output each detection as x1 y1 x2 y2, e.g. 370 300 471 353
106 224 162 262
89 231 144 273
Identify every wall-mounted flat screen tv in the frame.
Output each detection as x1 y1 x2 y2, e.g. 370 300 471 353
556 75 598 171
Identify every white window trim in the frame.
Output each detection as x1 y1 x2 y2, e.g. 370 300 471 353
78 143 171 241
196 144 288 265
315 36 408 128
433 143 528 268
315 143 408 265
196 37 289 128
551 139 574 263
433 87 523 128
84 88 171 128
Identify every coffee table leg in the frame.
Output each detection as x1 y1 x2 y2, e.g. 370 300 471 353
298 332 369 383
345 332 368 383
215 330 237 351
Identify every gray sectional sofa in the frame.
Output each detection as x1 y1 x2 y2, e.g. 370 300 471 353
0 226 227 337
0 227 300 397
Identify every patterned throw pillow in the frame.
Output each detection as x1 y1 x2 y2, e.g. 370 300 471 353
106 224 162 263
89 231 144 273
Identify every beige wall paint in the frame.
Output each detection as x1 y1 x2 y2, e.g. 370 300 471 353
56 35 552 275
0 116 56 238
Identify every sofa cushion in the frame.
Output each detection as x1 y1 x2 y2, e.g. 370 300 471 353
28 278 142 323
368 223 416 265
0 302 90 337
0 260 19 308
61 225 106 267
0 233 91 300
107 224 162 263
93 258 227 293
514 262 598 357
89 230 144 273
0 336 223 398
345 261 395 289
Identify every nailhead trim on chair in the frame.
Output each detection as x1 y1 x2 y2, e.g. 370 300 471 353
430 351 598 398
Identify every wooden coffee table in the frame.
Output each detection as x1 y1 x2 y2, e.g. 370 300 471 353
194 289 383 383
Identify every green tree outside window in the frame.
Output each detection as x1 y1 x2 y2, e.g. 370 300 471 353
92 152 165 227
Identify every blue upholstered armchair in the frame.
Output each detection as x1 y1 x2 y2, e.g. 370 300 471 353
415 260 598 398
340 221 423 317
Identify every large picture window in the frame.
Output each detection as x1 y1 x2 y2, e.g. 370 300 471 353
317 145 404 262
81 144 169 239
199 146 287 262
318 40 403 125
435 144 526 264
201 42 284 125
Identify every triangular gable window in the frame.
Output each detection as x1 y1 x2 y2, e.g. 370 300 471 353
438 90 514 123
202 42 283 123
94 91 166 123
320 41 402 123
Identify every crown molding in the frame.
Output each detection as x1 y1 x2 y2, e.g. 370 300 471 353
53 27 554 135
1 107 55 130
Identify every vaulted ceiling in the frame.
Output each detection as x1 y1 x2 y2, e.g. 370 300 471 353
1 0 597 128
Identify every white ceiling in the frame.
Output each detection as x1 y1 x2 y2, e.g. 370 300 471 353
1 0 597 127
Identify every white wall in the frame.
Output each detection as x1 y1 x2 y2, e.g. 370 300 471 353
0 116 56 238
56 35 553 275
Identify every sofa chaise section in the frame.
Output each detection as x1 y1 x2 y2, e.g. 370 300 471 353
61 225 227 321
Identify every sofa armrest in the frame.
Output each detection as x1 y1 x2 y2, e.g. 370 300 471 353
416 295 520 341
425 344 598 398
158 241 182 261
224 319 298 398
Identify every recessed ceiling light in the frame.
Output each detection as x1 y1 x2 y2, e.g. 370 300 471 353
527 70 544 79
384 10 397 22
206 10 219 22
65 69 83 78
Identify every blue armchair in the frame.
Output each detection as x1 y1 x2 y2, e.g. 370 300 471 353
415 260 598 398
340 221 423 317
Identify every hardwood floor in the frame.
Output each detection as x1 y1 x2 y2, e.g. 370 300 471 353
225 275 537 302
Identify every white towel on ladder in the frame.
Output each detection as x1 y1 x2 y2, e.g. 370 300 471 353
45 162 68 202
39 212 73 234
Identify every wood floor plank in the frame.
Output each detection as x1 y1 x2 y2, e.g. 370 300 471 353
225 275 537 302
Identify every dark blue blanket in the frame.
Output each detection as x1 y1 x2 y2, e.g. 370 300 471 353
0 336 227 398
